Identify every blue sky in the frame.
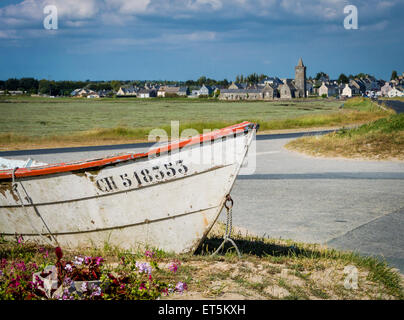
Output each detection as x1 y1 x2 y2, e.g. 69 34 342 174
0 0 403 81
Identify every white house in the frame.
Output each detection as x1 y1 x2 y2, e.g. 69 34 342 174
71 88 96 97
117 87 136 97
319 82 338 97
388 87 404 97
380 82 393 97
138 88 157 98
341 84 360 98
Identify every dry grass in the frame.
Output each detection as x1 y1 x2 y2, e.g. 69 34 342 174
286 113 404 161
2 222 402 300
66 222 404 300
0 96 391 150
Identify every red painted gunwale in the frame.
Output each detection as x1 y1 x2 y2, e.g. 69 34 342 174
0 121 255 180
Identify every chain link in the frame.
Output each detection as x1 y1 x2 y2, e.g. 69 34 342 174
212 194 241 258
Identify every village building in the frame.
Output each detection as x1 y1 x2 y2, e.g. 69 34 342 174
8 90 24 95
319 82 338 97
198 84 213 96
278 80 297 99
177 87 189 96
116 86 136 97
158 86 189 97
138 88 157 98
294 58 307 98
388 87 404 97
380 82 393 97
228 82 247 90
71 88 96 98
349 79 366 95
261 83 278 100
87 93 100 99
341 83 361 98
220 58 306 100
259 77 283 88
306 81 314 96
219 88 263 101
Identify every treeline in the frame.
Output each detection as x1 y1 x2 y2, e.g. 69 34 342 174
0 77 233 95
0 71 385 96
235 73 268 84
0 78 118 96
313 72 376 84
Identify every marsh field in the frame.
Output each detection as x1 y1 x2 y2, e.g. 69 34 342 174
0 96 388 150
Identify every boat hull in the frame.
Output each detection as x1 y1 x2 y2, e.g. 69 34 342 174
0 125 256 253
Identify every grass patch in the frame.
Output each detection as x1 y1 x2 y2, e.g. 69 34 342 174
0 97 389 150
1 222 403 300
285 113 404 160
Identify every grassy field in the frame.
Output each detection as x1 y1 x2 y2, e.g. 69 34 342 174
286 100 403 161
0 96 390 150
1 222 403 300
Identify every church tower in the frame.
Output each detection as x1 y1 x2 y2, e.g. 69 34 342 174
295 58 307 98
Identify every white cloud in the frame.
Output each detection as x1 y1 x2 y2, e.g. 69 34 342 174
105 0 151 14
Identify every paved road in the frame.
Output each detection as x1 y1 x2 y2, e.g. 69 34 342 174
1 130 403 273
376 99 404 114
232 137 404 273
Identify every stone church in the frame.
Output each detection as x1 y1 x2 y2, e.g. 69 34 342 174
219 58 307 100
278 58 307 99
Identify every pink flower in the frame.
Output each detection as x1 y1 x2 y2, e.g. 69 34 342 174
136 262 152 275
73 256 84 265
16 235 23 244
55 247 63 261
175 282 188 293
168 262 179 273
34 275 44 288
15 261 26 271
81 282 88 292
145 250 155 258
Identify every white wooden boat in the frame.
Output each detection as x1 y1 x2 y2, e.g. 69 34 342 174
0 122 258 253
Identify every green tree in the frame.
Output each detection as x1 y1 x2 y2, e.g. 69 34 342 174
110 80 122 91
5 78 19 91
315 72 328 81
197 76 207 86
391 70 398 81
19 78 39 93
338 74 349 84
38 79 52 95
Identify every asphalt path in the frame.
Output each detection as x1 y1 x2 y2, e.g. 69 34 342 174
1 128 403 273
377 99 404 114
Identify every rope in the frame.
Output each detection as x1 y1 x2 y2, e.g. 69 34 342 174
12 167 59 247
212 194 242 258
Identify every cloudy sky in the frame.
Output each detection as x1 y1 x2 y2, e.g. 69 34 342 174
0 0 403 81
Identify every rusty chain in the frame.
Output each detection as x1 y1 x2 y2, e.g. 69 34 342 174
212 194 242 258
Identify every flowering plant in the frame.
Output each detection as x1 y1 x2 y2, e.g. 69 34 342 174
0 258 44 300
54 247 104 286
1 242 187 300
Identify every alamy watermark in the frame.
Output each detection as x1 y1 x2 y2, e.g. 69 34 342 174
43 5 58 30
344 5 358 30
146 121 257 176
44 4 358 31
